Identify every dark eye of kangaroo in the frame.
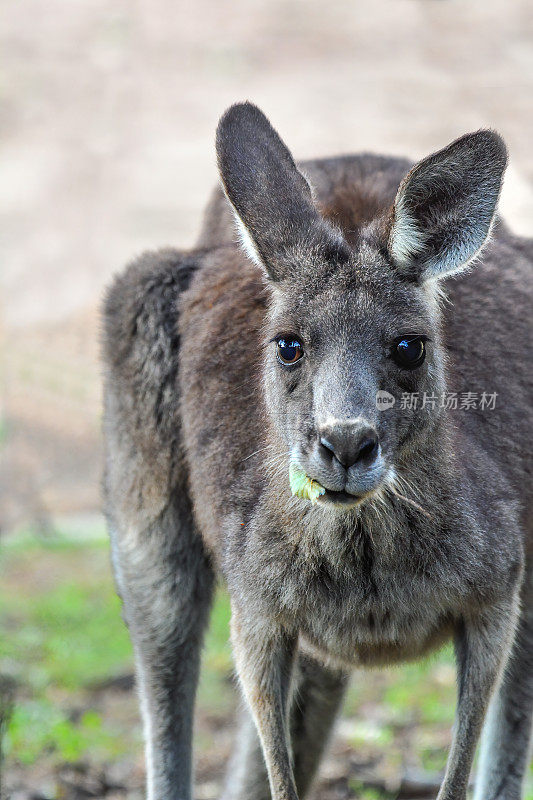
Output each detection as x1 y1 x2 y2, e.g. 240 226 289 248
392 335 427 370
275 337 304 365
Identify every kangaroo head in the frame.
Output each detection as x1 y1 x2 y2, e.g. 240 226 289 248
216 102 507 509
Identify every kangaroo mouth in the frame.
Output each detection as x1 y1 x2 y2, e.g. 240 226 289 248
318 488 364 507
288 462 377 509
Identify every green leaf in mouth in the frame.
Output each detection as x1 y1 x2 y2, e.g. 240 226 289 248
289 463 326 503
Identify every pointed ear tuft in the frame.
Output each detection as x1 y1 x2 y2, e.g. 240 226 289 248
216 102 345 281
388 130 508 281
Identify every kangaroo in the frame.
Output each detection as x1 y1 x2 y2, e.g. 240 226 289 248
102 102 533 800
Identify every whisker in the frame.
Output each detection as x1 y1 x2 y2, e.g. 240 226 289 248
388 485 433 520
240 444 276 463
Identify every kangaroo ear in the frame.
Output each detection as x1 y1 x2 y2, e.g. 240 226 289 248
388 130 508 281
216 102 346 281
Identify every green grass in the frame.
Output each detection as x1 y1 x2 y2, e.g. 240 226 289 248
198 588 234 712
0 534 135 764
0 530 235 768
1 540 132 690
348 782 394 800
7 704 125 765
4 581 132 691
382 654 456 725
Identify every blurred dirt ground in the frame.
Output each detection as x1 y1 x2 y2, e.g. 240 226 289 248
2 0 533 533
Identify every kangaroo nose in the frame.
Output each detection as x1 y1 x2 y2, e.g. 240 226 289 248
319 424 379 469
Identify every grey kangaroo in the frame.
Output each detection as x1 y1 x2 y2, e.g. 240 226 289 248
102 102 533 800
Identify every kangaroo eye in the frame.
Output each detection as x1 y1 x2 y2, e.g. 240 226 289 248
392 335 426 370
276 337 304 365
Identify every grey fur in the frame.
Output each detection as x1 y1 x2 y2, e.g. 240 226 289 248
102 102 532 800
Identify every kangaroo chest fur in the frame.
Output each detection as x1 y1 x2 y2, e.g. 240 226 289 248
218 491 511 668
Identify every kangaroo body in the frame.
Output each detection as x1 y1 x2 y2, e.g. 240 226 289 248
103 105 533 800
